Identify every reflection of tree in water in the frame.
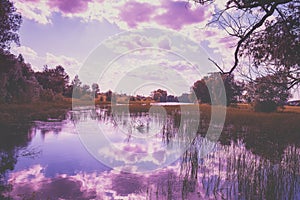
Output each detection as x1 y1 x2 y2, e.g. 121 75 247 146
33 121 65 140
0 127 32 199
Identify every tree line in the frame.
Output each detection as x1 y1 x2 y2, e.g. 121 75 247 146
0 52 102 103
150 72 290 112
0 42 292 112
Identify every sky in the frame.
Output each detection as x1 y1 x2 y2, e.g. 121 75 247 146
10 0 299 98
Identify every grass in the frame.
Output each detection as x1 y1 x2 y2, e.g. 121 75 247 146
1 100 300 137
0 100 71 125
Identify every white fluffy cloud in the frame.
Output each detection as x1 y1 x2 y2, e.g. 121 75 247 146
12 45 38 60
13 0 239 72
46 53 81 79
14 0 52 24
11 45 81 79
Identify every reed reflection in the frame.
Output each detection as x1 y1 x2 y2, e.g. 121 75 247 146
0 107 299 199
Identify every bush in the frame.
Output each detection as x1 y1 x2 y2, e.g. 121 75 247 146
253 100 277 112
40 89 55 102
40 89 64 102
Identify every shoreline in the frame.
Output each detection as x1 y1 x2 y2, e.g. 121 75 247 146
1 100 300 136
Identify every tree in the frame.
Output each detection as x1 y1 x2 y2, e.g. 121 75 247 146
192 78 210 103
167 95 178 102
177 93 193 103
222 74 244 104
247 73 291 112
0 0 22 50
151 89 168 102
192 73 243 105
193 0 299 88
0 52 41 103
69 75 82 98
35 65 69 94
91 83 100 98
105 90 112 102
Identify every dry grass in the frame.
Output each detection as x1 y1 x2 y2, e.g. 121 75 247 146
0 100 71 125
282 106 300 113
1 101 299 137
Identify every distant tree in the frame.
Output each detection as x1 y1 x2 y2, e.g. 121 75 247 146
130 96 136 101
192 73 243 105
167 95 178 102
105 90 112 102
99 96 104 102
81 84 90 96
0 0 22 50
71 75 81 88
177 93 192 103
247 73 291 112
136 95 144 101
91 83 100 98
35 65 69 94
151 89 168 102
69 75 82 98
192 78 210 104
222 74 244 104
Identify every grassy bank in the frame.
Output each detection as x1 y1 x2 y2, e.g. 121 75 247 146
0 100 71 125
1 101 300 136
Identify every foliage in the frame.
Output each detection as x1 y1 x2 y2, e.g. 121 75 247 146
167 95 178 102
192 73 243 105
192 78 210 103
247 73 291 112
40 89 64 102
0 52 41 103
151 89 168 102
81 84 90 96
35 65 69 94
105 90 113 102
91 83 100 98
65 75 81 98
177 93 193 103
193 0 299 88
0 0 22 50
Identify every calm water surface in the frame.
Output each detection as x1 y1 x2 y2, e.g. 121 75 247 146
0 106 299 199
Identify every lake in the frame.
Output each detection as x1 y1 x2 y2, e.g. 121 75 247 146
0 106 299 199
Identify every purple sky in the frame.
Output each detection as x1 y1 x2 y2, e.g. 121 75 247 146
12 0 231 71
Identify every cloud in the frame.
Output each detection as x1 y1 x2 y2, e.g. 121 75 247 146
7 162 218 199
46 53 81 79
13 0 239 72
119 2 157 28
11 45 44 71
21 0 40 2
154 1 207 30
158 38 171 50
48 0 93 14
7 165 97 199
11 45 81 78
12 46 38 60
14 0 52 24
14 0 211 30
